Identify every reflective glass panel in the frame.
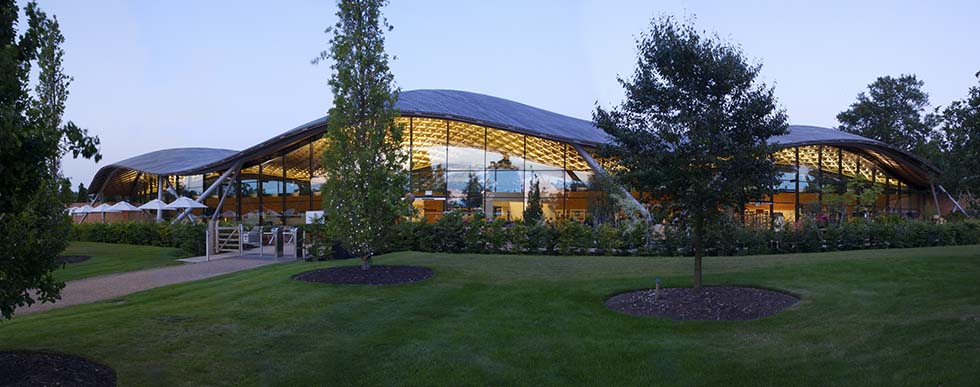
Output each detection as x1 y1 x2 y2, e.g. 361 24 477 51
411 117 448 174
448 121 485 170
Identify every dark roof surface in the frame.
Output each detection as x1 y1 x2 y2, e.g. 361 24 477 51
103 147 239 175
396 89 610 145
770 125 886 146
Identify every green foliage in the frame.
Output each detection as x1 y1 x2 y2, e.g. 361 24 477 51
837 74 934 155
384 217 980 258
523 177 543 225
0 1 101 319
594 223 623 255
75 182 88 202
298 217 333 261
931 73 980 203
316 0 409 268
585 174 618 225
595 16 787 289
57 177 74 204
69 222 206 256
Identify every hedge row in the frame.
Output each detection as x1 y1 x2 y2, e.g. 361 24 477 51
73 213 980 259
69 222 207 256
375 211 980 257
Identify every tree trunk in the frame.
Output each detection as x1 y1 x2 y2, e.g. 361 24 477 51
692 223 703 294
360 256 371 270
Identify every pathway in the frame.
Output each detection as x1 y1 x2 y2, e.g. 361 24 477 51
17 256 288 316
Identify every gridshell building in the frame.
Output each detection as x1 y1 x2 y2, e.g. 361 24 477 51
87 89 941 225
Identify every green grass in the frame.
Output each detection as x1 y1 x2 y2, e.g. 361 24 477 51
54 242 190 282
3 246 979 386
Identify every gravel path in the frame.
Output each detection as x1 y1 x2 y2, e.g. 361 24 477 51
17 258 281 316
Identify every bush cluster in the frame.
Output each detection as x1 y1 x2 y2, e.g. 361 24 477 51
376 212 980 257
69 222 207 256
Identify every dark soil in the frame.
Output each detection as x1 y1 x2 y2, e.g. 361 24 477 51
0 350 116 387
293 265 434 285
57 255 91 264
606 286 799 321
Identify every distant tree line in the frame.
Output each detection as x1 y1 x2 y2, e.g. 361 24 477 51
837 72 980 213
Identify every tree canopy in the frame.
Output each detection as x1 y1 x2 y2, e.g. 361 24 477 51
931 72 980 206
837 74 934 155
0 0 100 319
596 17 787 291
316 0 408 270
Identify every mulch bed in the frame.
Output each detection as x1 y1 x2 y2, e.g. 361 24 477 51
293 265 434 285
0 350 116 387
606 286 799 321
57 255 91 264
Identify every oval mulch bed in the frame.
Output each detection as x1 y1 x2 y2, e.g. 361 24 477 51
0 350 116 387
57 255 91 264
293 265 434 285
606 286 799 321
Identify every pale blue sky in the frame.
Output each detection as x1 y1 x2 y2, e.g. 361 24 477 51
29 0 980 186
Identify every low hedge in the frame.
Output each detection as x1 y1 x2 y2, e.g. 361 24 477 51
69 222 207 256
375 212 980 257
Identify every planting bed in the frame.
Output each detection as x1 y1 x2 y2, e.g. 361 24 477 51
0 350 116 386
606 286 799 320
293 265 434 285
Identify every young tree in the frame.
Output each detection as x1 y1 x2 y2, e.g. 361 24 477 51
462 172 483 210
837 75 934 155
0 1 100 319
75 182 87 202
315 0 408 270
58 177 74 204
596 17 787 292
523 176 543 225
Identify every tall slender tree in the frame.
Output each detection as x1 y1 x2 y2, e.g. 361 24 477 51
596 17 787 292
75 182 88 202
315 0 408 270
462 172 483 210
523 176 543 225
0 0 100 319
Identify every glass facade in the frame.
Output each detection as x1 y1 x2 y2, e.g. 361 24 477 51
154 117 596 224
746 145 927 228
106 117 932 226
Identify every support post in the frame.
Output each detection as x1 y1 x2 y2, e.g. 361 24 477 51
206 219 213 261
157 175 164 222
571 144 651 223
174 161 243 223
929 179 942 219
211 169 240 222
238 223 244 256
794 146 800 222
78 193 101 224
939 184 969 216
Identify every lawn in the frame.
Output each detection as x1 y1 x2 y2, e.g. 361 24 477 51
3 246 979 386
54 242 190 282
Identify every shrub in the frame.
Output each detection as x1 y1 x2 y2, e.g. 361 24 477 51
368 214 980 258
70 222 206 256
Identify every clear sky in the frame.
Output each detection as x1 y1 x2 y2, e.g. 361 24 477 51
27 0 980 186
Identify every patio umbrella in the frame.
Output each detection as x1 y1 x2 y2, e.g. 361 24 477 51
90 203 120 223
138 199 173 211
109 201 142 212
74 204 94 214
164 196 208 210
